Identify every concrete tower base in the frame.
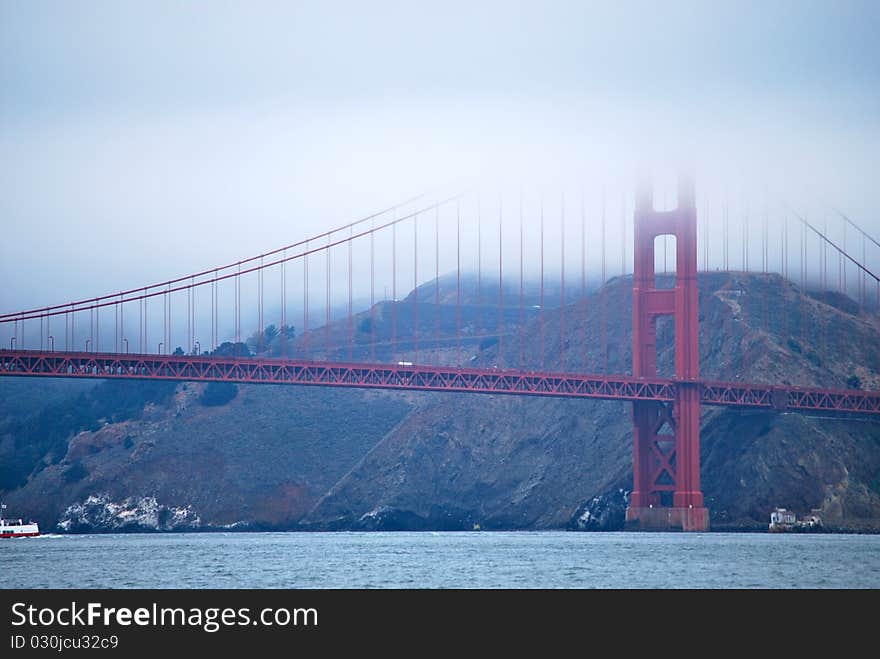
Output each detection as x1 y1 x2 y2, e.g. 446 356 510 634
625 506 710 532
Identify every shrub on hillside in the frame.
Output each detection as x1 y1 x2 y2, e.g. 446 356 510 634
199 382 238 407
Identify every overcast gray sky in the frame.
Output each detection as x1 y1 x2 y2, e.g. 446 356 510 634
2 1 879 313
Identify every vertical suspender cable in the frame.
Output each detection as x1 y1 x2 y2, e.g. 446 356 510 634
281 256 286 358
620 192 626 374
600 189 607 373
456 201 461 367
703 195 709 271
303 245 309 359
498 199 503 369
798 223 807 352
560 195 566 372
519 191 524 369
581 190 587 372
539 198 545 370
348 228 353 362
822 216 827 366
435 206 440 366
370 219 375 362
392 222 397 361
414 213 419 364
783 214 788 342
723 199 729 271
326 236 331 359
762 204 768 341
477 197 482 351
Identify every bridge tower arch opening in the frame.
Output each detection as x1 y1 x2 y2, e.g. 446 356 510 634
626 176 709 532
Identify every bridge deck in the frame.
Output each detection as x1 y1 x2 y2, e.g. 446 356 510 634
2 350 878 415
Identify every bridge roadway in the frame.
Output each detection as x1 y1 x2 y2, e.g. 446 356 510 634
2 349 879 416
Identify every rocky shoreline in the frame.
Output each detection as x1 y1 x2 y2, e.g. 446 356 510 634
50 491 880 534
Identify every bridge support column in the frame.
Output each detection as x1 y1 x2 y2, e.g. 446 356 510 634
625 176 709 532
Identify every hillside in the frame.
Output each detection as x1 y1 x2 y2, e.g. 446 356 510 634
1 271 879 532
304 272 880 530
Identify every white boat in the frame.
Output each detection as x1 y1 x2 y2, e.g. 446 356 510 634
0 500 40 538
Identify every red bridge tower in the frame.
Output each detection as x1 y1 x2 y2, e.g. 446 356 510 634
625 177 709 531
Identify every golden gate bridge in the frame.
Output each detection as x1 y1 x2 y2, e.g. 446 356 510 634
2 177 879 531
